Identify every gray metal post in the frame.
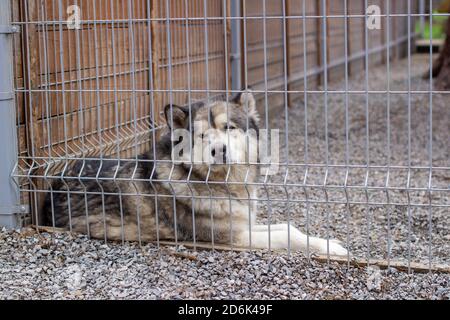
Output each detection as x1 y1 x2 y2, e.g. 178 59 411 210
230 0 241 91
419 0 425 38
0 0 21 229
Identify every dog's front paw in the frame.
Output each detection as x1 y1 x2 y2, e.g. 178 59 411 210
312 239 349 257
328 240 349 256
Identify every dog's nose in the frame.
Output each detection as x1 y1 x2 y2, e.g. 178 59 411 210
211 145 227 163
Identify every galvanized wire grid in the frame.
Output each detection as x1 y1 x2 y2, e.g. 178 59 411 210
5 0 449 272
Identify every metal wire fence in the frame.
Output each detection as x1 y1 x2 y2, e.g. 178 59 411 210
1 0 449 272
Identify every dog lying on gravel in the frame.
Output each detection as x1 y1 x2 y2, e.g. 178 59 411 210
43 90 348 256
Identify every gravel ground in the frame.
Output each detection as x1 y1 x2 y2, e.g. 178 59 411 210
1 54 448 300
0 228 449 300
260 53 449 266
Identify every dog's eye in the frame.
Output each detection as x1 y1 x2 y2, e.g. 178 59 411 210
225 125 237 130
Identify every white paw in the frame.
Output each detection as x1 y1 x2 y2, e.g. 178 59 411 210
328 240 349 256
312 238 349 257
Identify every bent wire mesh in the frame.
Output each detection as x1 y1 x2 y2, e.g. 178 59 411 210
4 0 450 273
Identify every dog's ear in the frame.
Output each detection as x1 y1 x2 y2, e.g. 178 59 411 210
164 104 189 130
232 88 259 123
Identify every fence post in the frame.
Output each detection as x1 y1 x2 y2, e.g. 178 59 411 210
230 0 241 91
283 0 292 107
419 0 425 37
0 0 21 229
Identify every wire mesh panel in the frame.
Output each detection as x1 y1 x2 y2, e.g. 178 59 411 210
152 0 228 116
7 0 450 272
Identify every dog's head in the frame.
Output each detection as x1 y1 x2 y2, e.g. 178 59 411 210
163 90 260 179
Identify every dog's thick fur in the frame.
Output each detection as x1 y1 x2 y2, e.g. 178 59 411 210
43 91 348 256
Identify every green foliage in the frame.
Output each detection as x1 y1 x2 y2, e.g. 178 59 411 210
416 11 447 40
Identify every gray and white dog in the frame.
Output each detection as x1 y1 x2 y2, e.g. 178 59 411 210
44 90 348 256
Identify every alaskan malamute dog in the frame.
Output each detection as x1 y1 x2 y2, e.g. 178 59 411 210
44 90 348 256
